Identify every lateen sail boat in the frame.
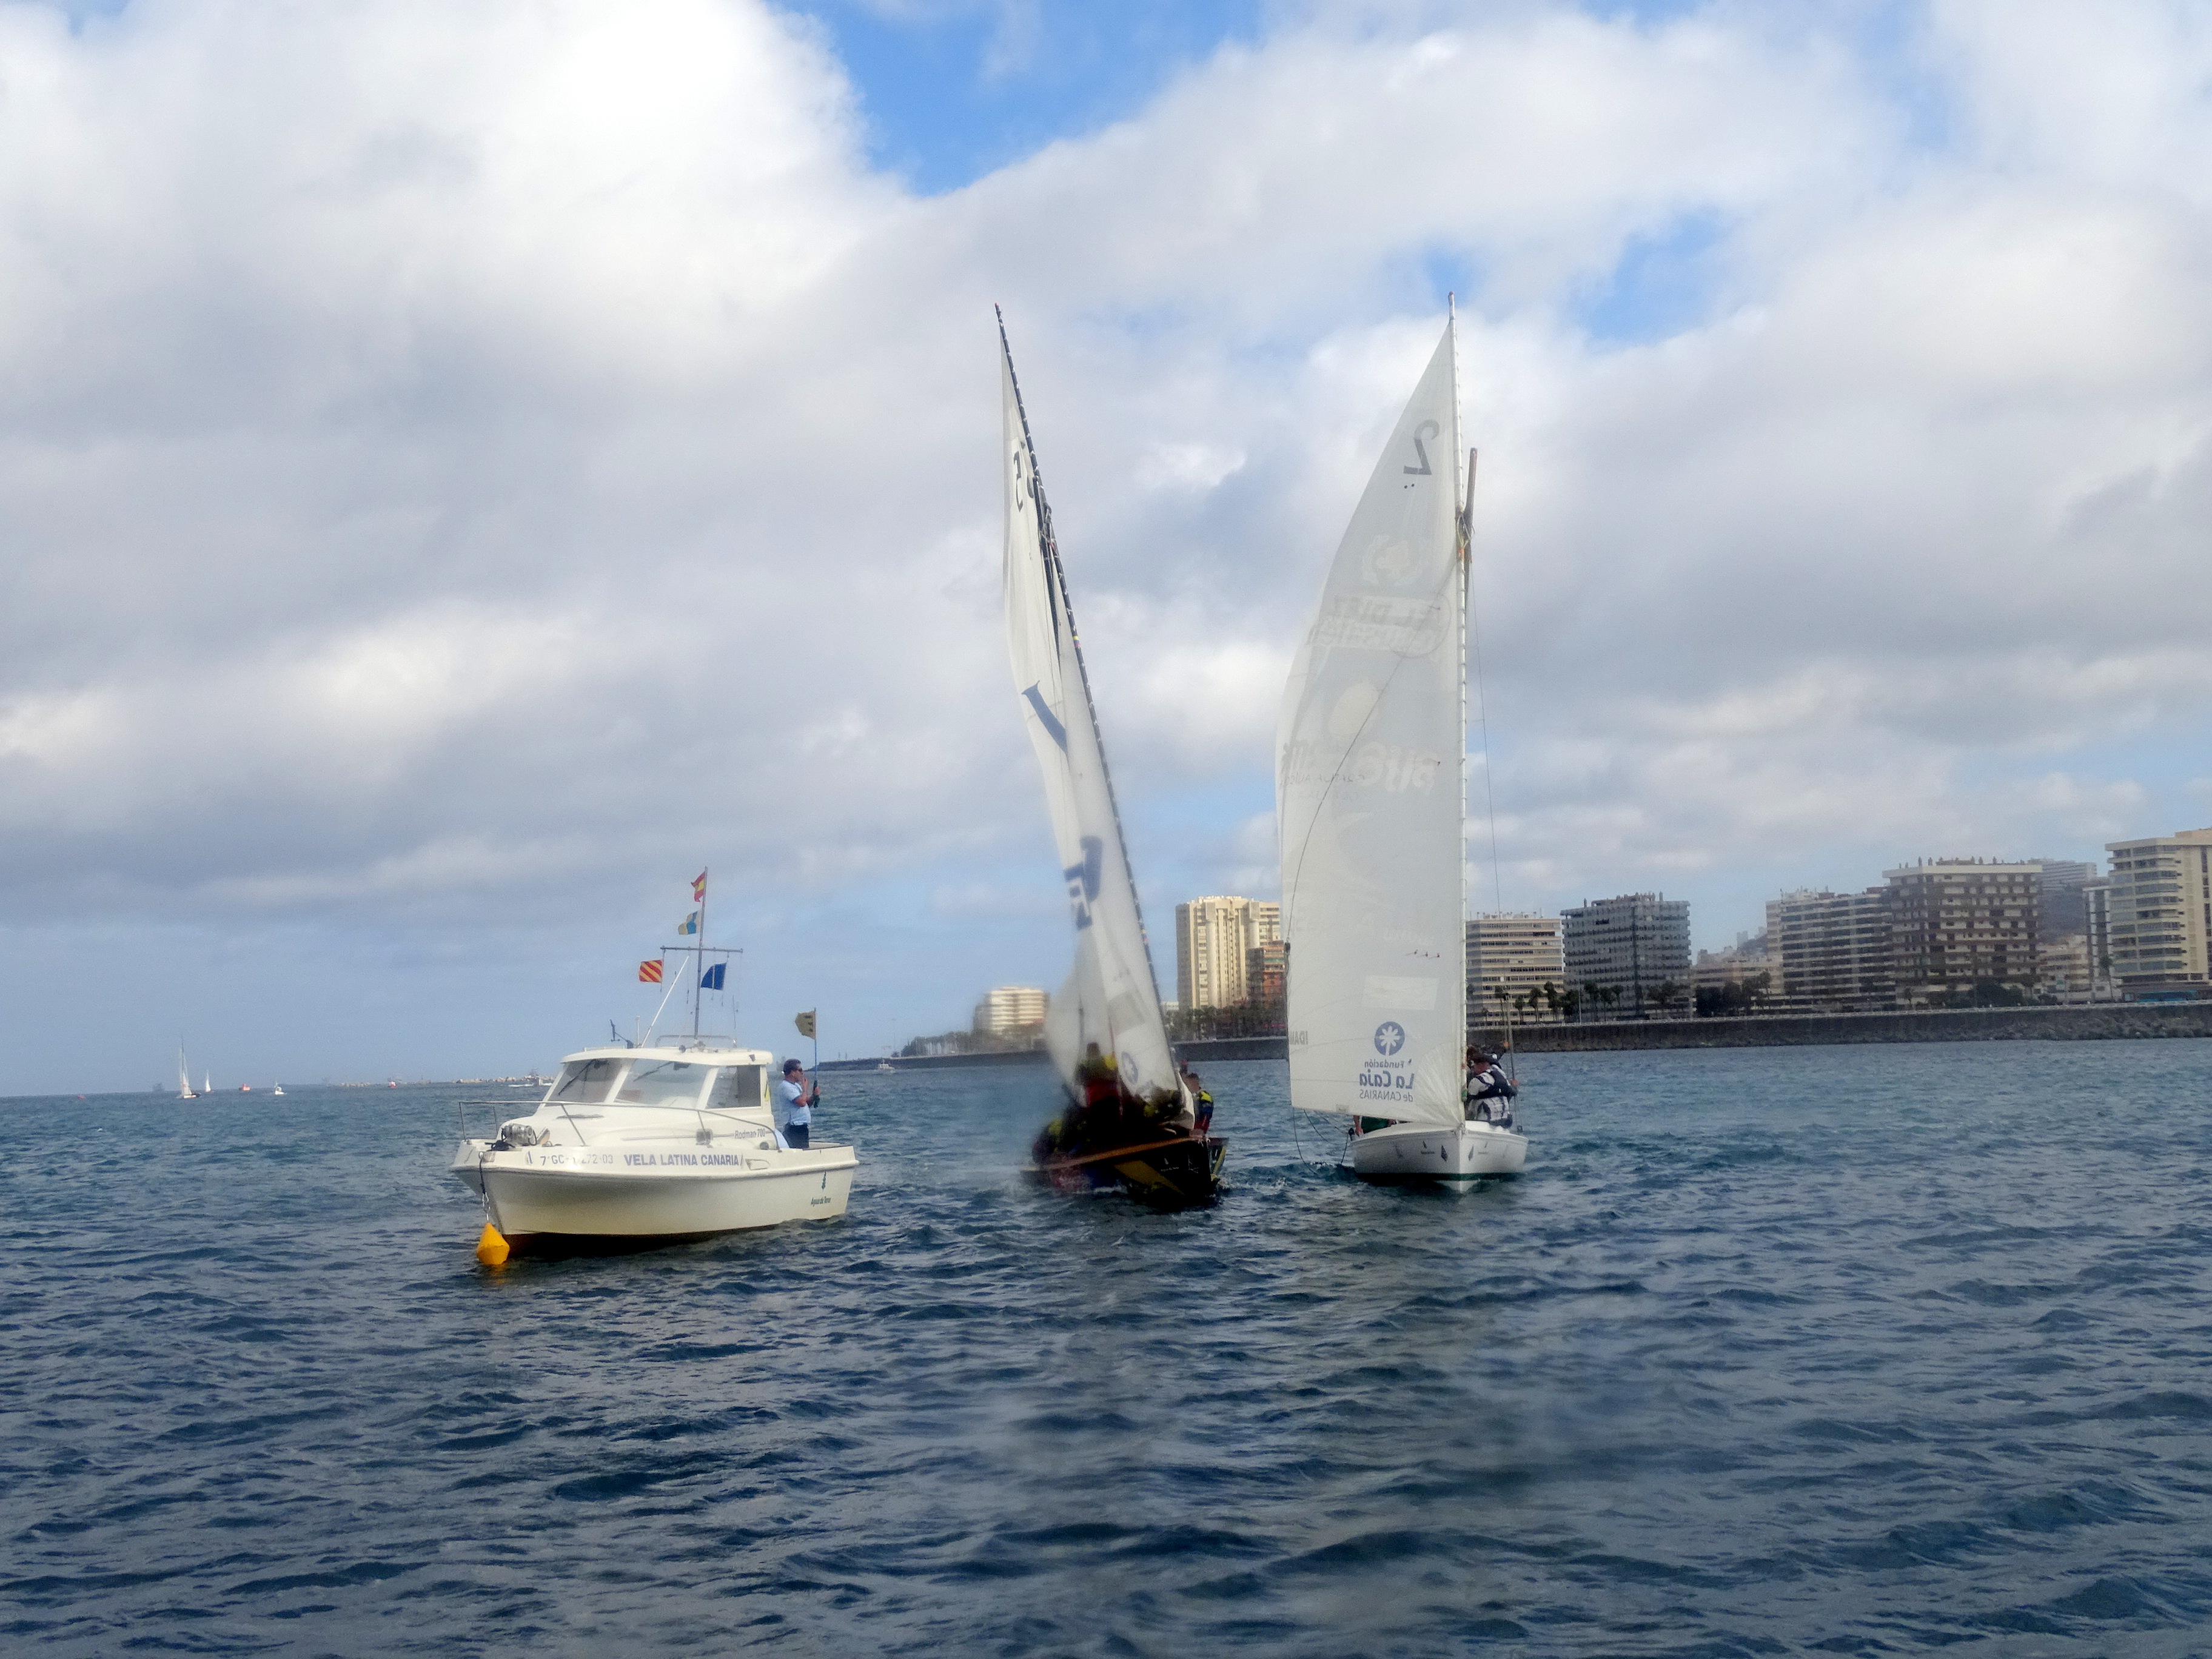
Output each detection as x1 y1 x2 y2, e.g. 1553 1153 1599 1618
1278 314 1528 1183
999 313 1222 1205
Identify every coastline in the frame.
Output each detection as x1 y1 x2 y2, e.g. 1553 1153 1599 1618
826 1003 2212 1070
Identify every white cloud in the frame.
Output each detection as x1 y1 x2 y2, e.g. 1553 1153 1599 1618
4 0 2210 1087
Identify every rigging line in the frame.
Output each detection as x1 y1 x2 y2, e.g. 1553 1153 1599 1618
1464 451 1518 1085
1467 454 1505 919
997 310 1172 1012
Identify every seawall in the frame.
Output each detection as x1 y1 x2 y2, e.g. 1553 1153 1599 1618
1472 1003 2212 1051
817 1049 1050 1073
823 1003 2211 1071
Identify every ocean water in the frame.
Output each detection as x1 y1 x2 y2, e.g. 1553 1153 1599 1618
4 1040 2211 1657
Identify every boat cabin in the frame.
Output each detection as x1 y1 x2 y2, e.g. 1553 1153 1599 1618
495 1044 783 1147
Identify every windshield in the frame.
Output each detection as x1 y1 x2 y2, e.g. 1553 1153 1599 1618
617 1061 710 1108
549 1058 623 1104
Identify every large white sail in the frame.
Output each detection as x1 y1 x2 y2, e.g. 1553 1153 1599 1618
1279 321 1467 1125
1000 320 1179 1104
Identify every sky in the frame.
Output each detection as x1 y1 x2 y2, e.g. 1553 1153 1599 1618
4 0 2210 1093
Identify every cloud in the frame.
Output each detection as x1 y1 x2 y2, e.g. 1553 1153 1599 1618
3 0 2209 1087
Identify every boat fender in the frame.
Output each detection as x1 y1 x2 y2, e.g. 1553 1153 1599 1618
475 1223 511 1267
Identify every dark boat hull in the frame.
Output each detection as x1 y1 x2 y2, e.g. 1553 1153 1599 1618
1033 1134 1225 1208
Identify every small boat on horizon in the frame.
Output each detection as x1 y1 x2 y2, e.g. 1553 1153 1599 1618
176 1045 196 1101
1278 310 1527 1186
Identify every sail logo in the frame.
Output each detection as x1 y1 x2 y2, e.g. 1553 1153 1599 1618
1358 533 1432 588
1373 1022 1406 1056
1064 836 1103 930
1022 682 1068 752
1347 742 1443 793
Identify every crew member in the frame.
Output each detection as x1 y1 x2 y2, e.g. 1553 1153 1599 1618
1179 1064 1214 1139
1464 1047 1517 1125
777 1058 819 1149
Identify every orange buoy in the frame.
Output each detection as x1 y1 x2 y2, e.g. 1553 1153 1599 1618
475 1222 511 1267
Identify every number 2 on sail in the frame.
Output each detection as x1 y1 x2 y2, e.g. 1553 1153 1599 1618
1403 418 1439 476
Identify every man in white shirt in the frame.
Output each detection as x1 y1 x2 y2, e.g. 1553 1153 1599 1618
776 1059 818 1149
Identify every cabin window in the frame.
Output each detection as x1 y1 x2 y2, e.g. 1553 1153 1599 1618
619 1061 709 1107
550 1058 624 1104
708 1066 767 1113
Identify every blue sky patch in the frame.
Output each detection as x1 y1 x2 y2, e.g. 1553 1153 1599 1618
1576 210 1730 345
782 0 1265 195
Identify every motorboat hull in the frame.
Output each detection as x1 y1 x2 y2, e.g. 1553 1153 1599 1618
1344 1119 1527 1184
1034 1134 1225 1208
452 1141 855 1252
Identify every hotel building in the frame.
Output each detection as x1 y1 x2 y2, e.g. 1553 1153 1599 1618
1175 897 1282 1010
1467 914 1567 1024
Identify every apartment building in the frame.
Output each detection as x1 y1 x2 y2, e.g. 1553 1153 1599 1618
1561 893 1691 1018
1883 859 2040 1000
971 985 1048 1035
1245 939 1287 1004
2099 827 2212 995
1175 896 1282 1010
1765 888 1895 1010
2026 858 2098 939
1467 914 1567 1024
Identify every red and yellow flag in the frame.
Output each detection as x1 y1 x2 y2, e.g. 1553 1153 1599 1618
638 959 664 984
691 870 708 903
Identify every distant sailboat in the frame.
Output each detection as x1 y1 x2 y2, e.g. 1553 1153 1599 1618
204 1071 213 1095
177 1046 196 1101
1278 312 1527 1184
272 1083 285 1096
999 312 1221 1205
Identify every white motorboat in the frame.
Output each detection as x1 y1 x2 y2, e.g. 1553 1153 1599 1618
451 1040 856 1255
272 1084 285 1096
1278 309 1529 1186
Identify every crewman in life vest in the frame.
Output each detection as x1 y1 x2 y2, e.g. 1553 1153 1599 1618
1464 1047 1517 1127
1179 1063 1214 1139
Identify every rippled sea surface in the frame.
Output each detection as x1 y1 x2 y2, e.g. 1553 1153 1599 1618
7 1040 2212 1656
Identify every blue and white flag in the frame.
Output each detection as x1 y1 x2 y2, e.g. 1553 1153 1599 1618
700 962 726 991
678 911 699 936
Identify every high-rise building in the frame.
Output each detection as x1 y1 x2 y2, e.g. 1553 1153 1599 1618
2026 858 2097 939
971 985 1048 1036
2085 877 2113 997
1245 939 1287 1004
1883 859 2040 1000
2099 827 2212 995
1467 914 1567 1024
1765 888 1895 1010
1561 894 1691 1019
1175 897 1282 1010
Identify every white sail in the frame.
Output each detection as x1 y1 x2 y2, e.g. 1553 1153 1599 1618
1279 321 1467 1125
177 1046 193 1099
1000 320 1179 1104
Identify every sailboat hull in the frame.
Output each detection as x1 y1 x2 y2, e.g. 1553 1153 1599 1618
1344 1120 1526 1184
1033 1134 1225 1208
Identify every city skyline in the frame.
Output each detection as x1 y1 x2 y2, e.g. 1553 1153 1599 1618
5 3 2210 1093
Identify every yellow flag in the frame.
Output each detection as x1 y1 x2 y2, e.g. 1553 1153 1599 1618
794 1010 816 1039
